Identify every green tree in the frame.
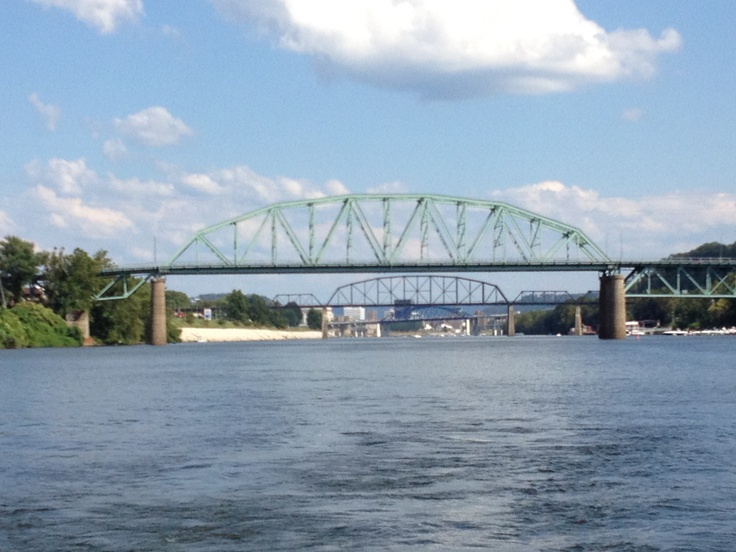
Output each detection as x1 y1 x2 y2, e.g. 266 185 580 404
306 308 322 330
90 278 149 344
247 294 271 325
43 247 108 316
223 290 250 323
0 236 43 306
282 301 302 327
166 289 190 312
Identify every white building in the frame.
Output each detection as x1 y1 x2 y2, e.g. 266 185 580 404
342 306 366 321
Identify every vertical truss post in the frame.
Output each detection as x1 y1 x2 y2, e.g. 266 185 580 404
457 201 466 261
233 223 238 265
420 199 428 260
309 203 315 263
271 210 277 264
383 198 391 260
346 201 354 262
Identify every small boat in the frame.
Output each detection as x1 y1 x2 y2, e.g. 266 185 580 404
662 329 688 336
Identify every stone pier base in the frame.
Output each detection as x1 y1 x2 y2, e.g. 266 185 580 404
507 304 515 337
66 310 93 346
573 305 583 336
598 274 626 340
150 277 167 346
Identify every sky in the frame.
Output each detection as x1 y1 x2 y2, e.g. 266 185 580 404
1 0 735 299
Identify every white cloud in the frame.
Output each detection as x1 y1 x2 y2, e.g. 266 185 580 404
490 181 736 258
28 93 61 131
31 0 143 34
367 180 409 194
0 210 15 235
25 157 98 196
182 173 223 195
32 185 134 237
108 175 175 197
211 165 348 204
103 137 128 160
622 107 645 122
212 0 681 98
114 106 194 147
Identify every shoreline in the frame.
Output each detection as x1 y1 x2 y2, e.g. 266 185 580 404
179 327 322 343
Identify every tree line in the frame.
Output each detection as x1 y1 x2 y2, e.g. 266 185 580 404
515 241 736 335
0 235 321 349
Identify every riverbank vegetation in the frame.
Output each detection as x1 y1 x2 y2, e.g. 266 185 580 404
2 234 735 346
516 241 736 335
0 235 317 348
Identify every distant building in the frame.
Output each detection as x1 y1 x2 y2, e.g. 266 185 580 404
343 306 365 321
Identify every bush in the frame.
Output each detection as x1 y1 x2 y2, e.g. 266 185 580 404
1 303 82 348
0 308 28 349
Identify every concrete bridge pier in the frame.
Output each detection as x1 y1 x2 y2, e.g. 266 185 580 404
507 305 515 337
321 307 329 339
573 305 583 336
150 277 167 346
598 274 626 339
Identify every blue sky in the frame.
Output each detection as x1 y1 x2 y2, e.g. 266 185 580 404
2 0 735 298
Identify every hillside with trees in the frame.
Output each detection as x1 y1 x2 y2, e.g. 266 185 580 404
0 235 313 349
3 235 736 345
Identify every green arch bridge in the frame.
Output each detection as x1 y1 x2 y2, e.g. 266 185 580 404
95 194 736 343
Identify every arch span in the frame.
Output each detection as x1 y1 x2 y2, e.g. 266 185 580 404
166 193 609 271
327 275 508 307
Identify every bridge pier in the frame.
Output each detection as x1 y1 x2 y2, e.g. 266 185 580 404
598 274 626 339
321 307 329 339
150 277 167 346
507 305 515 337
573 305 583 336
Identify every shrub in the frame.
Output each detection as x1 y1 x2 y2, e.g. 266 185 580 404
8 302 82 348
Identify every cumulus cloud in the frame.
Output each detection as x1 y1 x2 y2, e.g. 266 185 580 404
109 176 175 197
31 0 143 34
32 185 134 237
28 93 61 131
181 173 223 195
490 181 736 258
25 157 98 196
212 0 681 98
103 137 128 160
114 106 194 147
210 165 348 204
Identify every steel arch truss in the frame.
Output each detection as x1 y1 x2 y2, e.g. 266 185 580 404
326 275 508 307
625 264 736 298
165 194 609 272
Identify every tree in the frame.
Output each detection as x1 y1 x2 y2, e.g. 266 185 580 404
282 301 302 327
166 290 190 312
306 308 322 330
223 290 250 323
246 294 270 325
43 247 108 316
90 278 149 344
0 236 42 306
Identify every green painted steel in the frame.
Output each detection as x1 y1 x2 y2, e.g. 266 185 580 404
164 194 609 269
624 261 736 299
94 194 736 300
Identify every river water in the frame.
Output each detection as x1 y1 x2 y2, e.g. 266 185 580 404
1 336 735 551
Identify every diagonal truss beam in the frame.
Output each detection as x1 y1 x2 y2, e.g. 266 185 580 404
164 194 610 271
